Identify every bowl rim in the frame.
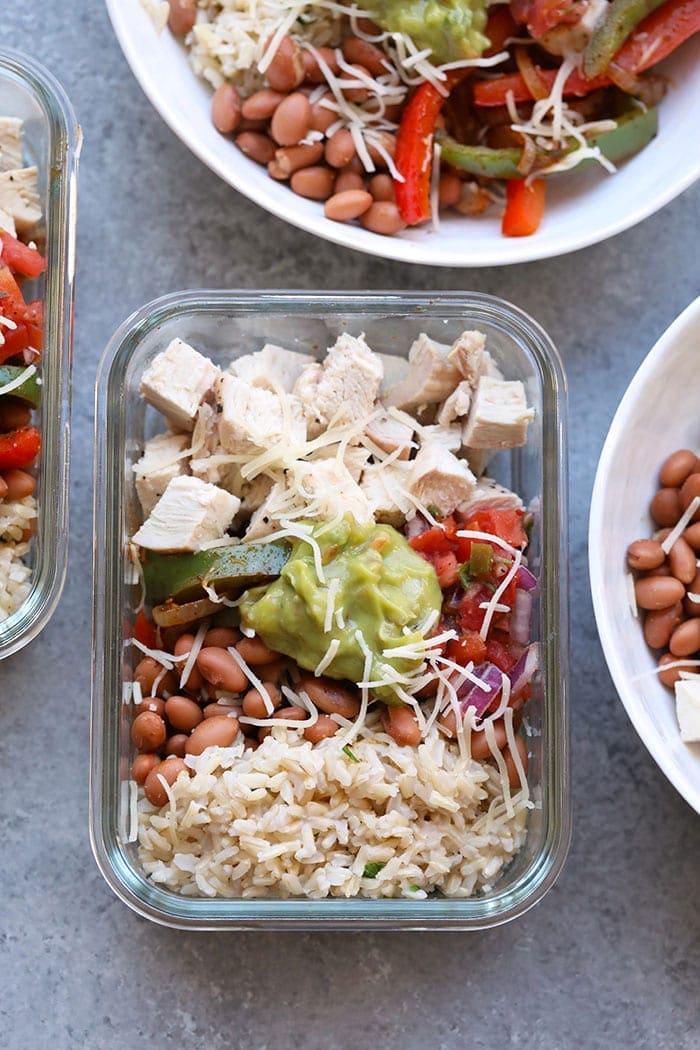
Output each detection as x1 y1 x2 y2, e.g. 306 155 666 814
91 288 572 928
104 0 700 268
589 295 700 815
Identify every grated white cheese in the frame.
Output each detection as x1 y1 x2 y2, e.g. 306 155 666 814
323 576 341 633
314 637 341 676
226 645 275 715
661 496 700 554
179 620 209 691
0 363 35 397
479 550 523 641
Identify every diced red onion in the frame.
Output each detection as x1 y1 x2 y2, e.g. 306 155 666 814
508 643 539 698
516 565 538 591
457 661 504 718
511 588 532 646
406 513 430 539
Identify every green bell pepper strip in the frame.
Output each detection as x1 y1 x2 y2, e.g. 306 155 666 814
584 0 668 77
436 105 658 179
142 541 289 606
0 365 41 407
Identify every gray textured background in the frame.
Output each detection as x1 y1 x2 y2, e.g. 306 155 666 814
2 3 699 1048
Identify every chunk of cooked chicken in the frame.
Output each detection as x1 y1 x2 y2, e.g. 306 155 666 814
384 333 460 411
133 431 190 517
408 441 476 518
231 343 316 393
0 167 41 233
360 460 413 527
244 481 286 541
436 380 472 427
364 409 414 460
0 206 16 237
457 477 523 519
312 443 370 482
448 331 503 386
461 377 535 449
140 339 220 432
297 333 383 438
217 372 306 456
419 423 462 452
133 475 240 552
293 457 372 524
0 119 23 174
377 352 409 397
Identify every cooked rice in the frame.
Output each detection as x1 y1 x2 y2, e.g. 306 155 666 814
0 539 32 622
138 727 530 899
185 0 348 95
0 494 36 542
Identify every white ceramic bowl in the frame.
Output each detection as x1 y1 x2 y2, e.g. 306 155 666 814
590 297 700 814
106 0 700 267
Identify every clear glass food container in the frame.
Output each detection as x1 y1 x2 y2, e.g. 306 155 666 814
92 291 570 930
0 50 79 659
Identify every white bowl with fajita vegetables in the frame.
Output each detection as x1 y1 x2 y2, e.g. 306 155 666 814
590 296 700 815
122 322 548 900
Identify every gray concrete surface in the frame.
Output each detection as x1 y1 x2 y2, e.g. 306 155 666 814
2 4 699 1048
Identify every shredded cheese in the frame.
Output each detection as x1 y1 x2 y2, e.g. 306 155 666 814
179 620 209 691
661 496 700 554
314 637 340 676
226 645 275 715
0 363 36 397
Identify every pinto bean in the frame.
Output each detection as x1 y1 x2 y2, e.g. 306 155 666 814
135 696 165 718
381 705 421 747
303 714 339 743
668 536 697 584
311 94 338 133
242 683 282 718
144 758 191 806
196 647 248 693
2 469 35 500
660 449 699 488
265 35 305 92
291 166 335 200
340 63 371 103
0 400 31 431
131 753 159 785
634 576 685 610
324 128 356 168
186 715 240 755
438 172 462 209
131 711 167 752
165 734 189 758
165 695 203 733
270 92 313 146
503 736 529 788
173 633 204 690
334 171 365 194
297 675 360 718
269 142 324 178
236 636 279 665
650 488 682 526
368 173 394 201
258 705 306 741
203 627 241 649
301 46 339 83
643 602 684 650
360 200 406 235
658 652 695 688
627 538 665 572
236 131 277 165
203 703 242 719
342 37 389 76
471 720 507 759
167 0 196 36
324 189 372 221
679 474 700 519
211 84 242 134
241 88 285 121
669 618 700 657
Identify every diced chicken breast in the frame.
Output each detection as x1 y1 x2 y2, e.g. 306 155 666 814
0 167 41 233
312 443 370 482
0 119 23 173
0 206 16 237
408 441 476 518
419 424 462 452
365 409 414 460
140 339 220 432
377 352 409 397
217 373 306 456
461 377 535 449
231 343 316 393
245 481 287 541
448 330 504 388
299 333 383 438
360 460 413 527
133 431 190 517
240 474 274 515
463 448 492 478
457 477 523 520
384 333 460 411
293 457 372 524
133 475 240 552
437 381 472 427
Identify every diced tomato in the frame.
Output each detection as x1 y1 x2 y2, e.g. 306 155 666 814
462 508 528 549
0 323 31 363
486 635 518 673
458 582 495 632
0 426 41 470
511 0 583 37
133 609 158 650
0 264 26 323
503 178 546 237
432 549 461 588
0 232 46 279
447 632 488 666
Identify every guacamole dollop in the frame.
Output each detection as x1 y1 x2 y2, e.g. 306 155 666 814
374 0 489 63
240 517 442 702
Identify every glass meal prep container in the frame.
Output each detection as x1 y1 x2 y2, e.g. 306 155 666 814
91 290 570 930
0 50 79 660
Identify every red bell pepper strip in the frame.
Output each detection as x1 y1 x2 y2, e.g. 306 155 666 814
394 71 466 226
473 66 610 106
0 232 46 279
502 178 546 235
0 323 31 363
0 426 41 470
615 0 700 70
511 0 584 37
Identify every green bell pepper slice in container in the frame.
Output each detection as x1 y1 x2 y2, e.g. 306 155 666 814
584 0 668 77
0 365 41 407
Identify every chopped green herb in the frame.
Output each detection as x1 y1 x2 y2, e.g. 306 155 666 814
408 884 421 892
363 862 386 878
342 744 360 763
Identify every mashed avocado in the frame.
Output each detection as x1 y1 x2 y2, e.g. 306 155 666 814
374 0 489 62
240 517 442 703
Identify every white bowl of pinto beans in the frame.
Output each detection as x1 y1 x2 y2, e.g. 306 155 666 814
590 297 700 815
